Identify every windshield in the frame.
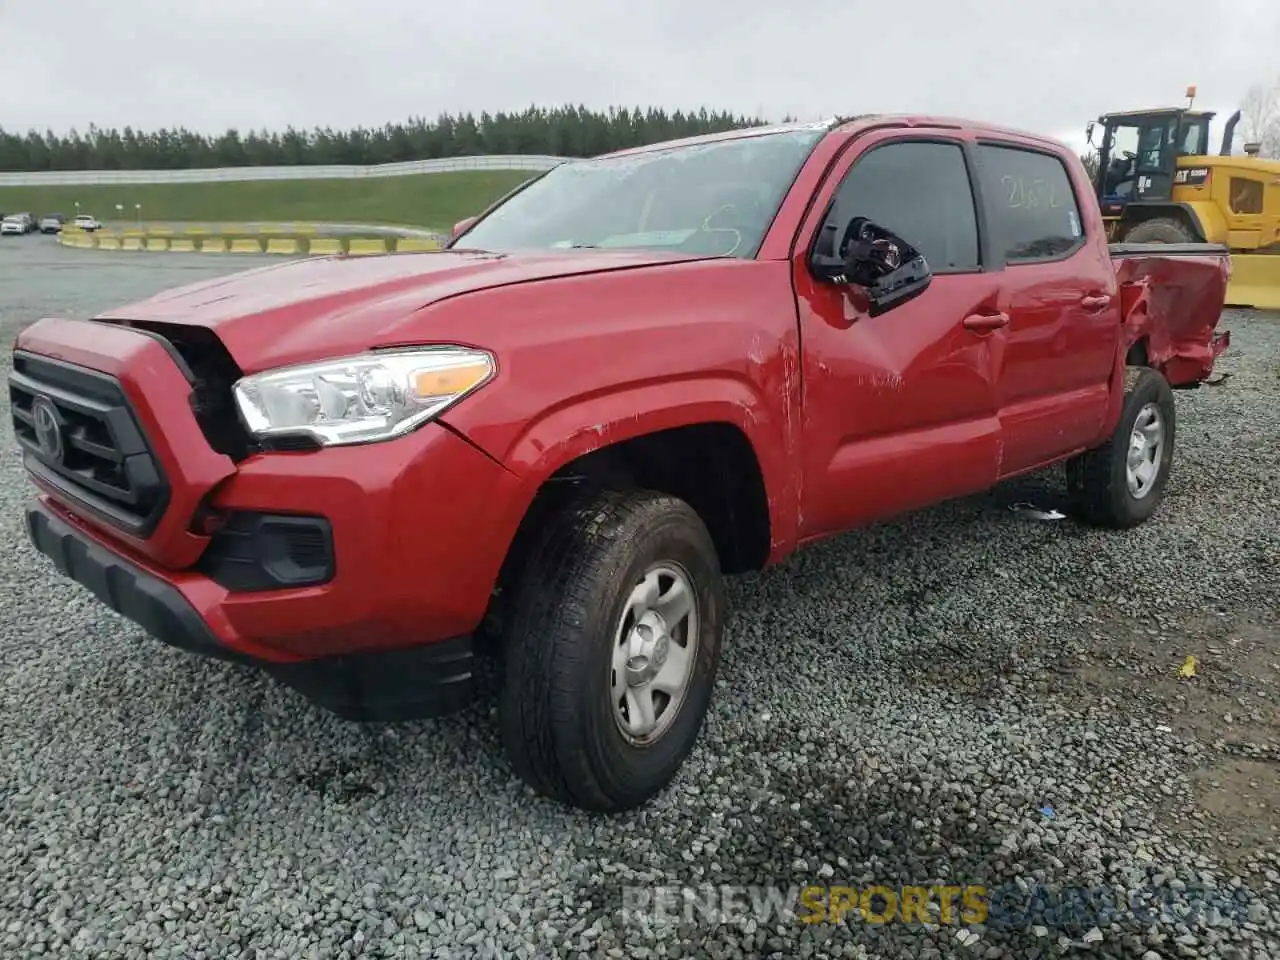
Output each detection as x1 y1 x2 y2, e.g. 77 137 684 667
454 128 825 258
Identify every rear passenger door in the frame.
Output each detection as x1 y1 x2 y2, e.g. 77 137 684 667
973 141 1120 475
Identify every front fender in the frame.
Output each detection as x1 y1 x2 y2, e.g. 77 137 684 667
449 374 797 558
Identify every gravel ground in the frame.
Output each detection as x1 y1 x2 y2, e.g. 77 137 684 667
0 237 1277 960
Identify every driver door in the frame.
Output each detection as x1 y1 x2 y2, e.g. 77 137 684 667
791 131 1007 540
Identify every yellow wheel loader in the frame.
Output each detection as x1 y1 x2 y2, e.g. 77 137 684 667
1089 100 1280 310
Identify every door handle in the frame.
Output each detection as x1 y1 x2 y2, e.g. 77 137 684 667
962 311 1010 331
1080 294 1112 311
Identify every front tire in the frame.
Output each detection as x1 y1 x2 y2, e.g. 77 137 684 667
498 489 725 812
1066 366 1176 528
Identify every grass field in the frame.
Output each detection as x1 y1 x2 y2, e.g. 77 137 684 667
0 169 537 230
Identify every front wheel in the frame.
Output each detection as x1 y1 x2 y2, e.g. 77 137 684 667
1066 366 1176 527
498 489 725 812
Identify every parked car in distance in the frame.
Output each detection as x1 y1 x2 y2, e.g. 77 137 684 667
39 214 65 234
10 114 1233 813
1 214 29 236
71 214 100 231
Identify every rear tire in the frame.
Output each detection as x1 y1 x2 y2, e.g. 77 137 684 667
1066 367 1176 528
1121 217 1197 245
498 489 725 812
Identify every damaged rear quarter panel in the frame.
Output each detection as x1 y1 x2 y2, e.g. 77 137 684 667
1112 250 1231 386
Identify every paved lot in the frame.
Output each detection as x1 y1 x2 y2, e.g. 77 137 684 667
0 239 1277 959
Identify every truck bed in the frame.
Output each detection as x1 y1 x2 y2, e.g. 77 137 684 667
1108 241 1232 386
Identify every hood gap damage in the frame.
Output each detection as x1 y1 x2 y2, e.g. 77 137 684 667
91 317 304 462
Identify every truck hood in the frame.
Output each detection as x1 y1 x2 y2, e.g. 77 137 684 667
94 248 714 372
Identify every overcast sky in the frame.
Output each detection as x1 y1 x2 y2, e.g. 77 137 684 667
4 0 1279 154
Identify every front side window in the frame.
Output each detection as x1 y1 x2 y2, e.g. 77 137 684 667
977 144 1085 263
454 128 825 259
819 140 981 272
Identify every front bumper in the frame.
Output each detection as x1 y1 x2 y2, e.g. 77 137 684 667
26 496 477 721
12 318 535 720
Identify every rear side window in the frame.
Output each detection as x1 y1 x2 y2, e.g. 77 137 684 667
821 141 980 272
977 144 1084 263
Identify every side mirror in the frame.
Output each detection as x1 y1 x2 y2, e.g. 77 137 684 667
1085 121 1096 148
810 217 932 317
451 216 477 241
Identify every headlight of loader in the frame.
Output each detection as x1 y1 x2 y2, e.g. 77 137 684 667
231 346 496 447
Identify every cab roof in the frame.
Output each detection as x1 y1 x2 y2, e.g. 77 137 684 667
596 113 1068 159
1099 107 1216 122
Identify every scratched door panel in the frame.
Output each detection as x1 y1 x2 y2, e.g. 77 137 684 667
788 134 1004 541
795 271 1006 538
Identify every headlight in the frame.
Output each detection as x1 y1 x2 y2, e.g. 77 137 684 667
231 346 495 447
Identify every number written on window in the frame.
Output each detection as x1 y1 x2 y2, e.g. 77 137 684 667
978 144 1084 263
1001 175 1062 210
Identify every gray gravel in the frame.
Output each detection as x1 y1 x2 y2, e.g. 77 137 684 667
1 236 1278 959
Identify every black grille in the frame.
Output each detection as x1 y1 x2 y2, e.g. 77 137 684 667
9 351 170 537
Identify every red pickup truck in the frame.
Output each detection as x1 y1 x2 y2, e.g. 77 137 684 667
10 115 1230 812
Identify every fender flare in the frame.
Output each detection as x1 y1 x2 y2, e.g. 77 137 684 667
499 375 798 555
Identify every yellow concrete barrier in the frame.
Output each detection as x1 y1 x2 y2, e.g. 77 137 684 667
308 238 343 255
169 238 196 253
229 238 264 253
346 238 388 256
395 237 442 252
59 231 93 248
147 227 173 237
265 238 301 255
183 227 209 235
200 237 227 252
121 236 145 251
97 235 121 251
145 237 170 251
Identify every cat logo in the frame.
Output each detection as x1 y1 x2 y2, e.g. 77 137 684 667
1174 167 1210 186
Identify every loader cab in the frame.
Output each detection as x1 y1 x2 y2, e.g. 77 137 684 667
1090 108 1214 216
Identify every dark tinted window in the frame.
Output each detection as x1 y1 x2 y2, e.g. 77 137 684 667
822 141 980 272
978 144 1085 262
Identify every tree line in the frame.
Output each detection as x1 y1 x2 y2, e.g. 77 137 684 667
0 105 775 172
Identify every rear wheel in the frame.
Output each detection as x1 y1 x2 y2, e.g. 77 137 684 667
1121 217 1197 245
1066 366 1176 528
498 489 725 812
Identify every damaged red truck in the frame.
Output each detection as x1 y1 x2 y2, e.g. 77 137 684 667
10 116 1230 812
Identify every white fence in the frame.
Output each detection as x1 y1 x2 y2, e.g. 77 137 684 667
0 154 567 187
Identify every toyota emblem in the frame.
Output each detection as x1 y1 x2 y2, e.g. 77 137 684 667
30 396 65 463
